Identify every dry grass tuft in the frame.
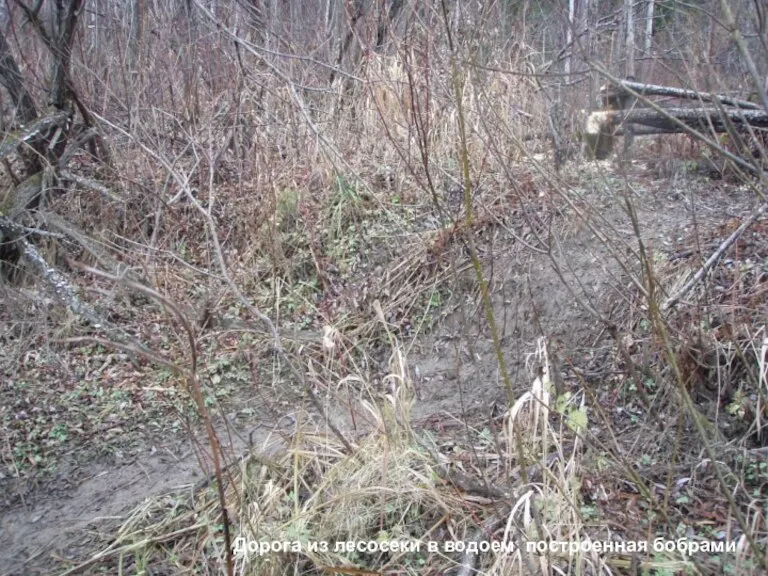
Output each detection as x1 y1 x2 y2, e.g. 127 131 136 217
60 337 617 575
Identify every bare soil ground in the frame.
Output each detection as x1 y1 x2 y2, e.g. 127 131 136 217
1 159 764 575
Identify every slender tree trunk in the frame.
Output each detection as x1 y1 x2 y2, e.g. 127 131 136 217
376 0 404 52
325 0 334 33
50 0 85 110
452 0 461 37
0 28 37 123
644 0 654 57
245 0 267 45
565 0 575 79
625 0 635 78
268 0 277 50
643 0 654 80
705 1 717 92
128 0 144 72
324 0 335 62
182 0 199 124
330 0 365 85
89 0 99 52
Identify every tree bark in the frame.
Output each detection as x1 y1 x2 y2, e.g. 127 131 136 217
644 0 654 57
330 0 365 85
0 25 45 175
128 0 144 72
603 80 761 110
375 0 404 52
0 28 37 123
585 105 768 160
625 0 635 78
50 0 84 110
615 106 768 132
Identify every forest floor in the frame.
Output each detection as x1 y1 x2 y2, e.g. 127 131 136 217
1 152 766 575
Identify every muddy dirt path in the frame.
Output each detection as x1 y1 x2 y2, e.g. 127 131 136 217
1 427 260 575
1 168 757 575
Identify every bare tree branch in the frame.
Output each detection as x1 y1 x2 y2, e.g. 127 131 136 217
664 203 768 310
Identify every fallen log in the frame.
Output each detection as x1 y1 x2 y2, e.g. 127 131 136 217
602 80 761 110
0 214 110 330
0 109 70 162
584 107 768 159
0 214 155 358
617 106 768 131
585 78 768 159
